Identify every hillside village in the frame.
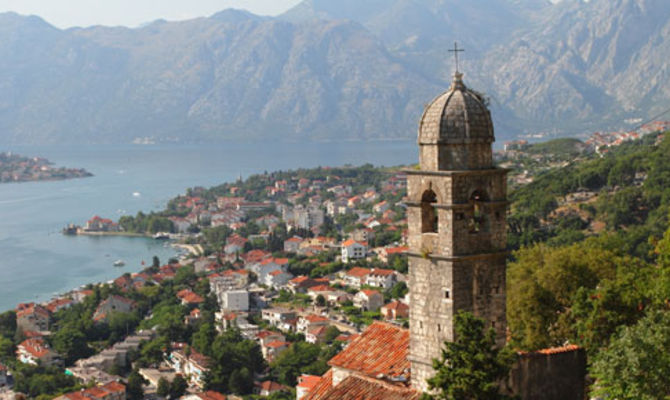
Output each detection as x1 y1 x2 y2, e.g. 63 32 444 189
0 165 413 400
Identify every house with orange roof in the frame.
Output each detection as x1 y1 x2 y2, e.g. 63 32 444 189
168 343 211 388
265 269 293 289
306 325 330 344
283 236 304 253
71 289 94 304
377 246 408 263
354 290 383 312
249 257 289 282
373 200 390 214
297 314 329 334
262 340 290 362
84 216 119 232
381 301 409 320
255 380 289 397
46 297 74 314
343 267 372 288
17 338 61 366
261 308 297 329
341 240 367 263
366 268 397 289
54 381 126 400
93 295 135 323
16 303 51 332
177 289 205 306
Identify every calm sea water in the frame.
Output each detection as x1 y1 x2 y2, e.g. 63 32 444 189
0 141 416 311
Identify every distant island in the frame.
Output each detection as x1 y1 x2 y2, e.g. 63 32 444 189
0 152 92 183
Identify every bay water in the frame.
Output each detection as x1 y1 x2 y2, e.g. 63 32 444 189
0 141 415 311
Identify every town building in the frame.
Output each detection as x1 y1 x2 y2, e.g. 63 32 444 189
218 289 249 312
341 240 367 263
16 338 61 366
353 290 383 312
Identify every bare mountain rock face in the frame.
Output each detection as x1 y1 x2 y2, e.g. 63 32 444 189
0 0 668 144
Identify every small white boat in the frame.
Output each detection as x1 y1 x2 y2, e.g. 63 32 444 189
113 260 125 267
132 192 141 197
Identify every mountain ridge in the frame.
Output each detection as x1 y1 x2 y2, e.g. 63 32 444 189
0 0 667 144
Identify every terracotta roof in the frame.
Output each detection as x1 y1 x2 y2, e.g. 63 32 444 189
360 289 382 298
269 270 285 277
18 338 53 359
195 391 227 400
297 374 322 390
256 330 281 340
384 246 409 255
382 301 409 312
521 344 582 356
303 314 329 323
346 267 372 278
308 373 419 400
257 380 287 392
46 298 73 313
302 369 333 400
309 285 332 293
177 289 205 304
342 239 366 247
265 340 290 349
369 268 395 277
328 322 410 380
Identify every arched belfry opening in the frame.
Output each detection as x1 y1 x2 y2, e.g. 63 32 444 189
469 190 489 234
421 189 438 233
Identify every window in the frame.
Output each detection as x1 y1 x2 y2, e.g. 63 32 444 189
421 189 438 233
444 289 450 299
469 190 489 233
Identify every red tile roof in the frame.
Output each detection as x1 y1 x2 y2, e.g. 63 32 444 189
308 374 420 400
18 338 53 359
265 340 290 349
177 289 205 304
297 374 323 390
302 369 333 400
309 285 332 293
369 268 395 276
342 239 366 247
382 301 409 312
360 289 381 298
328 322 410 380
257 380 287 392
195 391 227 400
346 267 371 278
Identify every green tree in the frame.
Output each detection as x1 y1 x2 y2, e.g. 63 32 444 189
157 377 170 397
315 294 326 307
192 322 216 355
424 311 515 400
152 256 161 268
170 375 188 398
591 309 670 400
0 336 14 360
0 311 16 339
51 327 92 365
126 370 145 400
228 367 253 394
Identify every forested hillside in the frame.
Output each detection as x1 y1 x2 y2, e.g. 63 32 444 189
505 132 670 396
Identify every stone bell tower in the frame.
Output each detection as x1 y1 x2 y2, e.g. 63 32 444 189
406 70 508 392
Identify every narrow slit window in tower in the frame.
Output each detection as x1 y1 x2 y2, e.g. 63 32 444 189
421 189 438 233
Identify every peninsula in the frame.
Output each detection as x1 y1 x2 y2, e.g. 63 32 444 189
0 152 92 183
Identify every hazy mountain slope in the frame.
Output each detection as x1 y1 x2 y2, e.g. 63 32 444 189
0 0 668 144
0 11 440 144
479 0 670 133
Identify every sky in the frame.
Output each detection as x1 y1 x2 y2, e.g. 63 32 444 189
0 0 304 29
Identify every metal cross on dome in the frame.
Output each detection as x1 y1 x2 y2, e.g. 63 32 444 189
448 41 465 73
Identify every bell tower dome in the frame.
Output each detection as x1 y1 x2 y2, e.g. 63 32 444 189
418 72 494 171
